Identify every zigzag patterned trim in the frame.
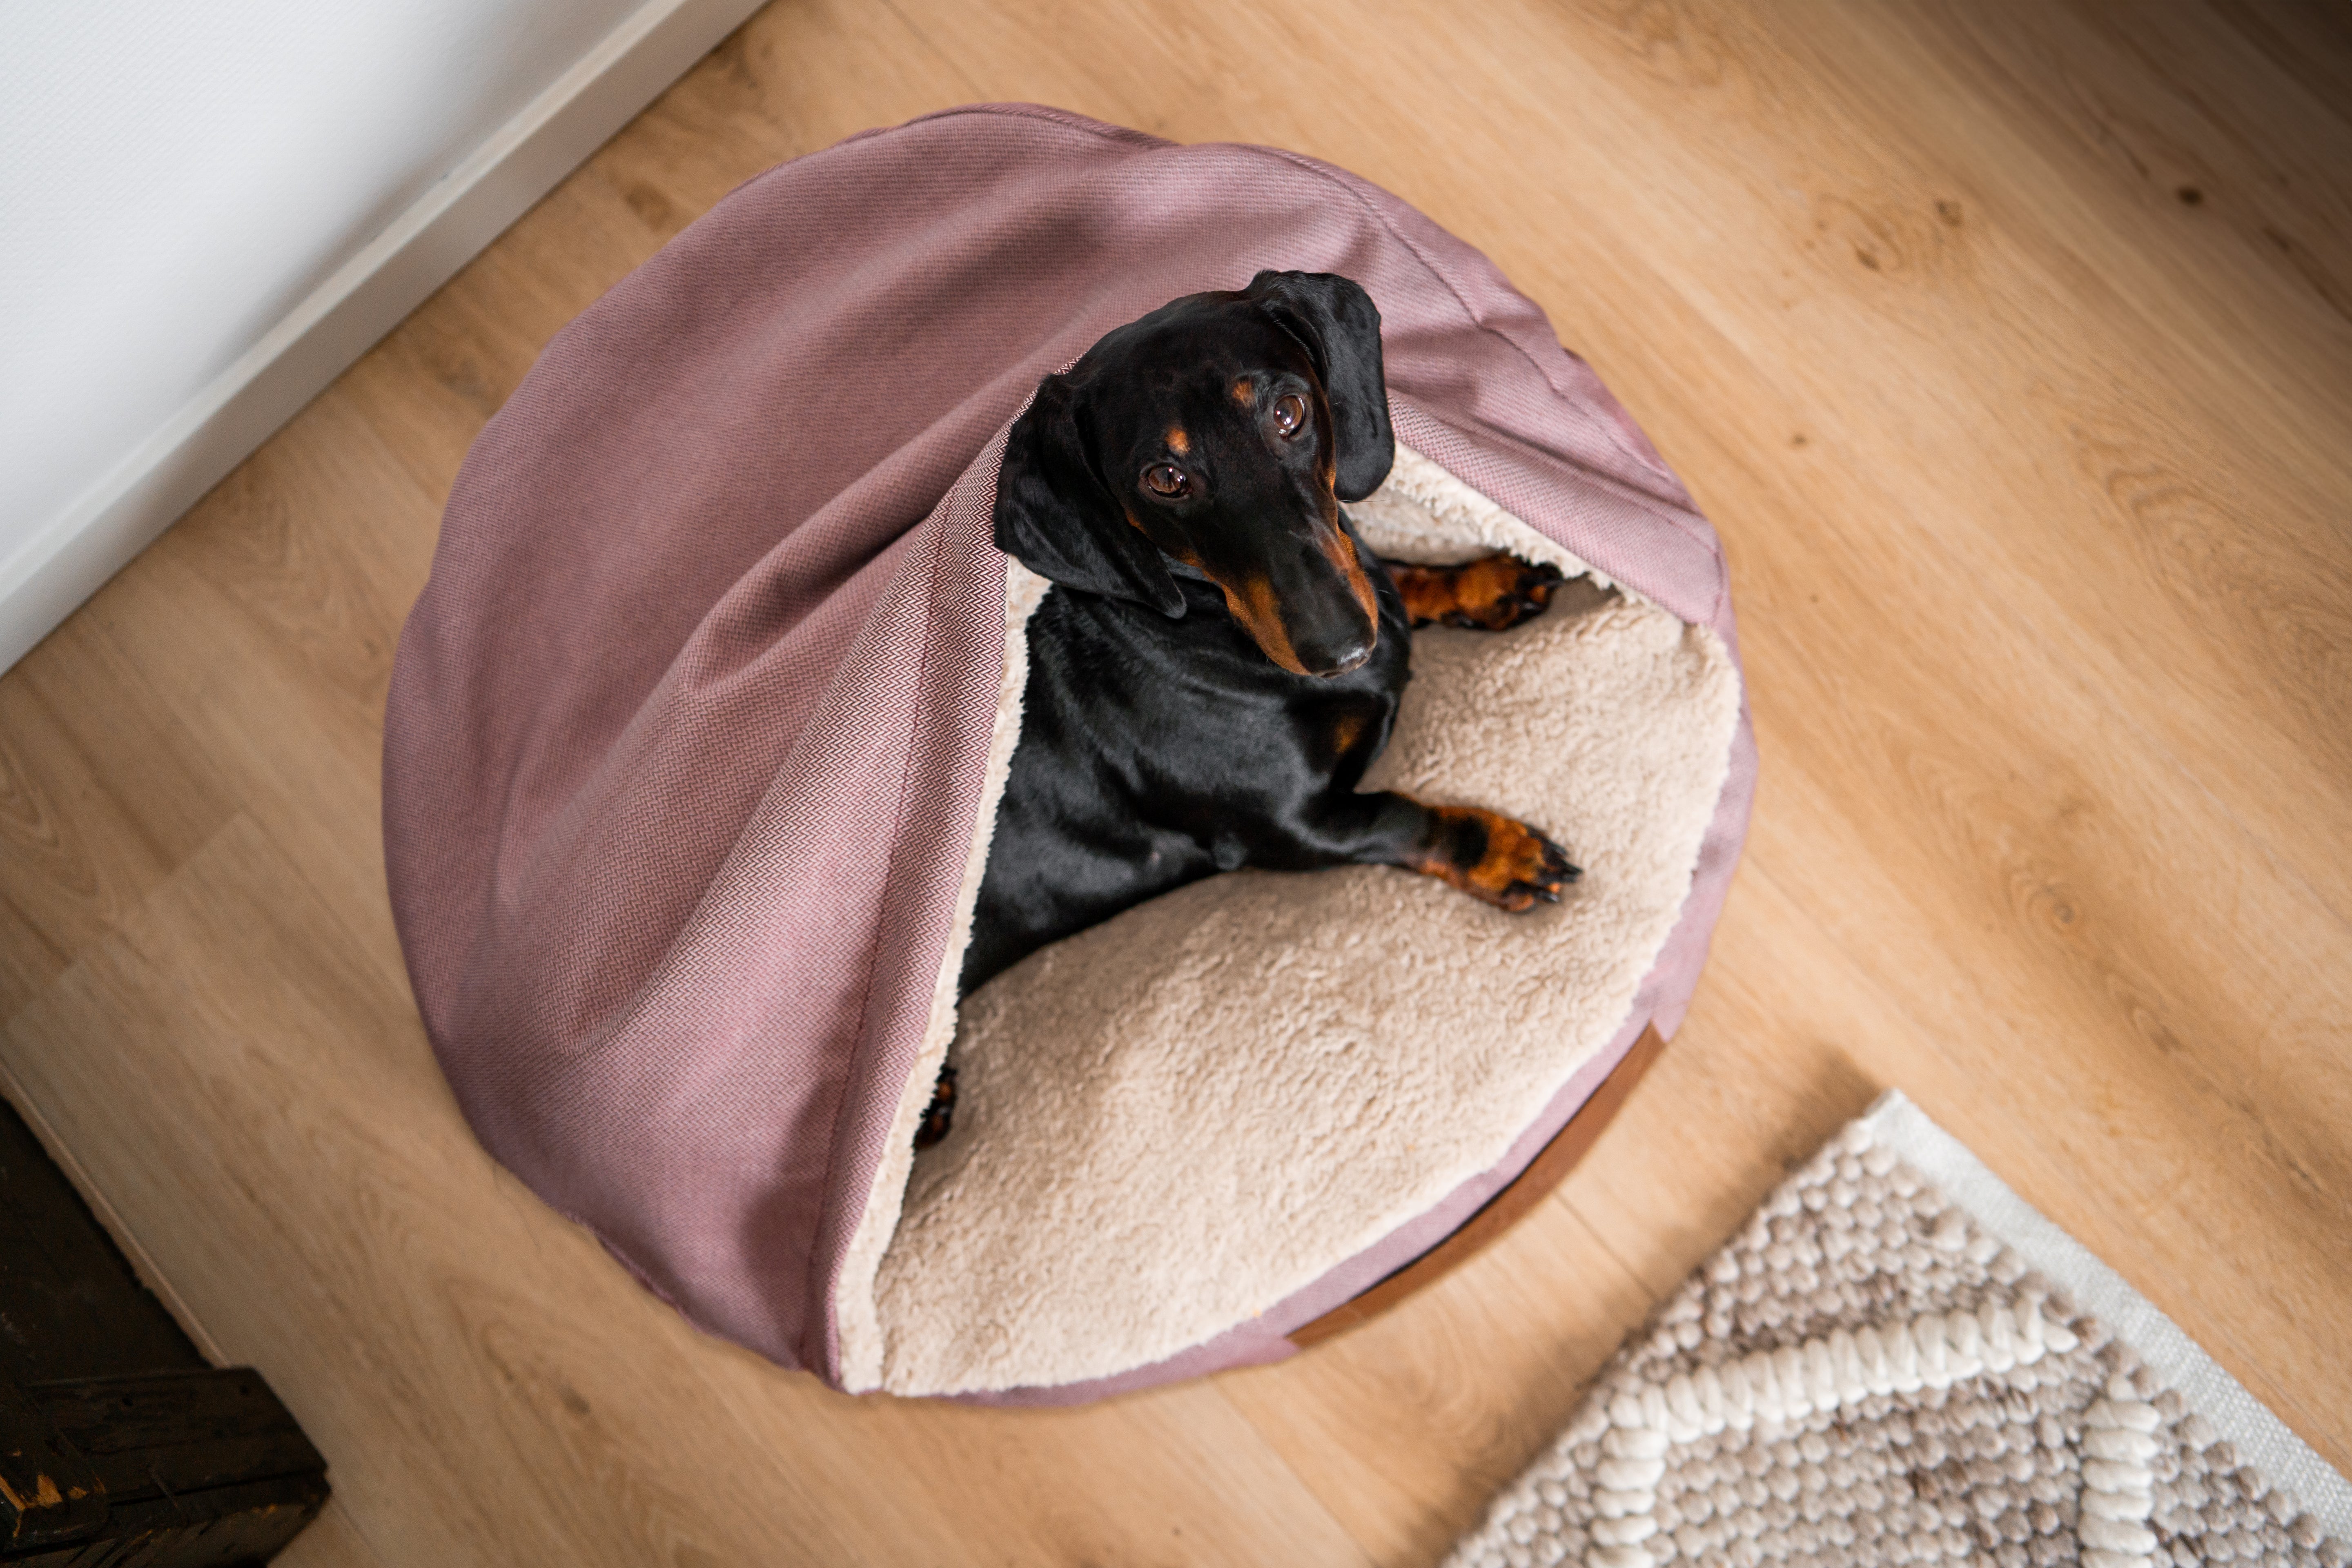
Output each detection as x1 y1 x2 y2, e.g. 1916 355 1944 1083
2078 1374 2163 1564
1582 1296 2160 1568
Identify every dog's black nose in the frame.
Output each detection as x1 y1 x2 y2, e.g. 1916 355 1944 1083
1307 637 1375 677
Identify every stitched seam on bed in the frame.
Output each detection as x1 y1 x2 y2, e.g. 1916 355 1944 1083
811 511 956 1377
897 101 1179 150
735 111 1719 582
1246 143 1721 569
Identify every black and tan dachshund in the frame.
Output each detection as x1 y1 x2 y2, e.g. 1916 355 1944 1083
918 271 1575 1147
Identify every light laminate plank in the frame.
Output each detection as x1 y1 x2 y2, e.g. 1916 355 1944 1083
1 0 2345 1562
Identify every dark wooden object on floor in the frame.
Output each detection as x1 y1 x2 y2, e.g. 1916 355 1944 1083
1290 1022 1666 1348
0 1096 327 1566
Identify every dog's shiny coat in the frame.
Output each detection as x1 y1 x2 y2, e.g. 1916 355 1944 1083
957 271 1577 1002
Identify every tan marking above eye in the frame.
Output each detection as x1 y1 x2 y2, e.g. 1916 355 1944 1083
1165 425 1189 454
1231 377 1255 406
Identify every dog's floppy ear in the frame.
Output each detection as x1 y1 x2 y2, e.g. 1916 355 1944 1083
1245 270 1395 501
993 374 1186 618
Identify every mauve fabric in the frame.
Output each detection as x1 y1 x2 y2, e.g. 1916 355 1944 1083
383 103 1754 1395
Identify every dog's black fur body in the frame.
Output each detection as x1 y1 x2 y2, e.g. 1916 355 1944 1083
958 526 1422 992
956 271 1577 1003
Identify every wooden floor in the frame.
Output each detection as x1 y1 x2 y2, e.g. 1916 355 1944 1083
4 2 2349 1562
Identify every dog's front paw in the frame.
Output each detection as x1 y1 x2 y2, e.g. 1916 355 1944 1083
1418 805 1581 912
1387 554 1566 631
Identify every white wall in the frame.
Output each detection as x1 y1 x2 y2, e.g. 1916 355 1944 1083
0 0 766 673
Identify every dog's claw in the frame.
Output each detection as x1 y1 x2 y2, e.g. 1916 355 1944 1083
1505 827 1580 910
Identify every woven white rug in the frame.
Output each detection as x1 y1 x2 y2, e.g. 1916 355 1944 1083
1444 1091 2352 1568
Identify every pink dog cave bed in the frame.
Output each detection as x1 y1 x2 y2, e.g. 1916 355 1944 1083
383 105 1755 1403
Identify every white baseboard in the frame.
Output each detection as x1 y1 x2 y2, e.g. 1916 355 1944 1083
0 0 769 677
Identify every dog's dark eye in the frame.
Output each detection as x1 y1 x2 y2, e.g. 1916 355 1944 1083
1273 394 1306 439
1143 463 1189 498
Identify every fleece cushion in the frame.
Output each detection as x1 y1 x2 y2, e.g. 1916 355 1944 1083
868 450 1740 1395
383 103 1755 1401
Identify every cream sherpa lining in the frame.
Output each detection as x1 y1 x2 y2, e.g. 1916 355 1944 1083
833 447 1740 1395
835 558 1052 1392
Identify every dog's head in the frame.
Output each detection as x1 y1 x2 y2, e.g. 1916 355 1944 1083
994 270 1395 677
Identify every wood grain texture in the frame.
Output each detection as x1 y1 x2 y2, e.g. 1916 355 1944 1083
1 1 2345 1563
